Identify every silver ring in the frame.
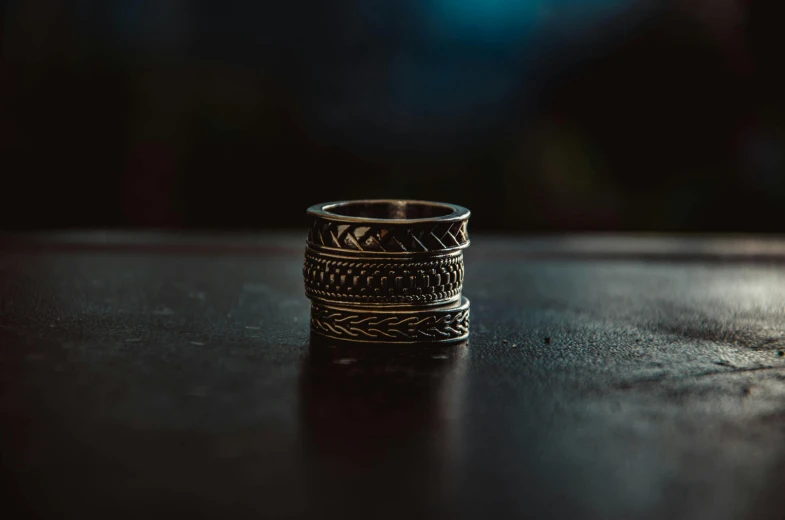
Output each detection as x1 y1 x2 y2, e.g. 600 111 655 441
304 200 471 344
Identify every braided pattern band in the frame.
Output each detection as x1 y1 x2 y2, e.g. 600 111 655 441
310 297 470 344
303 249 463 305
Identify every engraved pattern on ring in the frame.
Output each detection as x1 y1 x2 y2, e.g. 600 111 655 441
310 298 470 343
307 219 469 253
303 249 464 304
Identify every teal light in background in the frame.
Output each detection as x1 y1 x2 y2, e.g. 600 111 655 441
297 0 636 155
425 0 629 43
428 0 543 40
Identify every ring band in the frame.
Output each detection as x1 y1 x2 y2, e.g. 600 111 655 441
310 297 470 344
304 200 471 344
303 249 464 306
306 200 470 255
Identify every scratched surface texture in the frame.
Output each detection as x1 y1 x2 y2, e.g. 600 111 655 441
1 232 785 519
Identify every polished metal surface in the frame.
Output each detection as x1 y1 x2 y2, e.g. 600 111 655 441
304 200 471 342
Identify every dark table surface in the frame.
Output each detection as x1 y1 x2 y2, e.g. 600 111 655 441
2 232 785 519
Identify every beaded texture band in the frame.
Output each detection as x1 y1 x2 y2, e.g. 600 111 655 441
304 200 471 344
303 250 464 306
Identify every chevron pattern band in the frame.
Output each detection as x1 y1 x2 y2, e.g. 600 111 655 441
304 200 471 344
307 218 469 254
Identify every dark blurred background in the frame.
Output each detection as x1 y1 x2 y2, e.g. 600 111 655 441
1 0 783 232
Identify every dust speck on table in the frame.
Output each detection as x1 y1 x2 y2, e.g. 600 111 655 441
544 337 551 345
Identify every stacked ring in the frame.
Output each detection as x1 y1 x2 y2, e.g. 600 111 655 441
304 200 471 344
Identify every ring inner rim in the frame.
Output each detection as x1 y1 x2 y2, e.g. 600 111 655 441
313 200 467 224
